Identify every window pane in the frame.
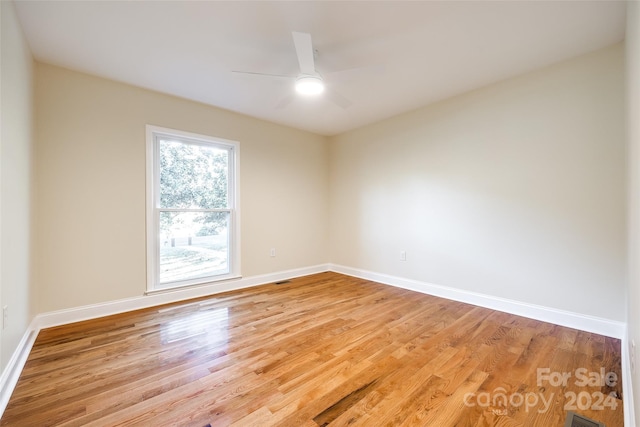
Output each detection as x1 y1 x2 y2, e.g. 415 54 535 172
159 139 228 209
159 211 229 284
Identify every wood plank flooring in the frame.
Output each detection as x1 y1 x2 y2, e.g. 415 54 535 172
0 272 623 426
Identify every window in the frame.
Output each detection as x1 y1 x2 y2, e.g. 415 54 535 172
146 126 239 291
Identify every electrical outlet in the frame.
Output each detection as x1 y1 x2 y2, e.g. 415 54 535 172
270 248 276 257
400 251 407 261
3 306 8 330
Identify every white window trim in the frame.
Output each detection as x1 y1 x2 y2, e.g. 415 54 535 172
145 125 241 293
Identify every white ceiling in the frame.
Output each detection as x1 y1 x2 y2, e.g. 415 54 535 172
14 1 626 136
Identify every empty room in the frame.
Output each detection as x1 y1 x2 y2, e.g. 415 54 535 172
1 0 639 426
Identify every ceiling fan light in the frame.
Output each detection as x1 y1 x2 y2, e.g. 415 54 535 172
295 75 324 95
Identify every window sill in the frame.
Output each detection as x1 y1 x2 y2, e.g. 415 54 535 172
145 274 243 296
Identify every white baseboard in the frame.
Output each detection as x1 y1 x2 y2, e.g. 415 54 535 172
0 318 39 415
34 264 329 330
622 327 636 427
29 263 628 338
329 264 626 339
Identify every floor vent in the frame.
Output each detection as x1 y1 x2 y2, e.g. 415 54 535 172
275 280 291 285
564 412 605 427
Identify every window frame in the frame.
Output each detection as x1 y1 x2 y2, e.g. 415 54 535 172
145 125 241 292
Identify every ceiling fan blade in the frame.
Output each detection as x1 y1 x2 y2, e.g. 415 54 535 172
326 88 352 110
292 31 316 75
232 70 294 79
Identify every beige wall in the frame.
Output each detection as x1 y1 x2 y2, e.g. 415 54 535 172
329 44 626 321
1 1 35 369
34 63 329 313
4 9 632 413
626 1 640 421
25 17 629 333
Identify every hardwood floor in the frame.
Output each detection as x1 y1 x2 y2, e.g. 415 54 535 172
1 272 623 426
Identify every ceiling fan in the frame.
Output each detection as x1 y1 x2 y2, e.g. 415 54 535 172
233 31 353 110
